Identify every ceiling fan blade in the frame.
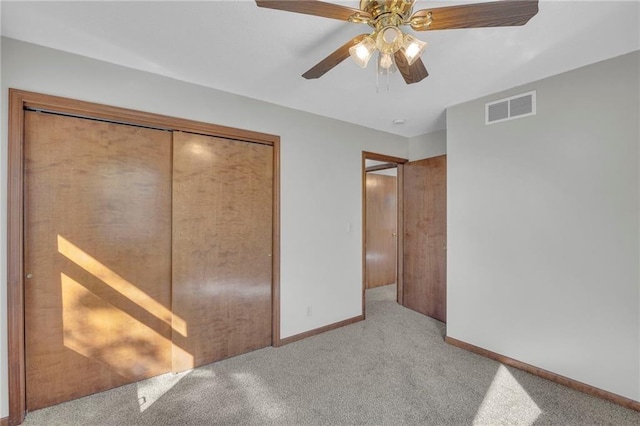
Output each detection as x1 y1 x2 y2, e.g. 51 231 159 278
303 34 369 79
394 51 428 84
410 0 538 31
256 0 371 22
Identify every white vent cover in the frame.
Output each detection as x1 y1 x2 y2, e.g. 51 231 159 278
486 91 536 125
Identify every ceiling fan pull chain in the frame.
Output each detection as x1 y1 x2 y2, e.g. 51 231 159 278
386 64 391 91
376 58 380 93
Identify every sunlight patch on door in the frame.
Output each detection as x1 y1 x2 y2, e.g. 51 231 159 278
172 343 196 372
137 370 190 413
473 365 542 425
61 273 173 379
57 234 187 337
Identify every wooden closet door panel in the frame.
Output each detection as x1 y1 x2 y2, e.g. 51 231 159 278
403 155 447 322
366 173 397 288
24 112 173 410
172 132 273 372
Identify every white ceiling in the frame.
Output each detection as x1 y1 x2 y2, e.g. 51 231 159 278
2 1 639 137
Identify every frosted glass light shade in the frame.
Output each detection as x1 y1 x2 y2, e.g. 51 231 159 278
377 52 397 74
402 34 427 65
349 36 376 68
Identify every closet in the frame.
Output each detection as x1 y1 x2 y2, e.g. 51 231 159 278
22 102 275 410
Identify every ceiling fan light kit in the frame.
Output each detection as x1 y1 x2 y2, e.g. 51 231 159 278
349 35 377 67
402 34 427 66
256 0 539 85
378 52 395 71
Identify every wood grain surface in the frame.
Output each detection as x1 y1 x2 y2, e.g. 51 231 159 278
171 132 273 371
24 111 173 410
412 0 538 30
365 173 397 288
7 89 27 426
256 0 370 21
394 52 429 85
303 34 369 79
403 155 447 322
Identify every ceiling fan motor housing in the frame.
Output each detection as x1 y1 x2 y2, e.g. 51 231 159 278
361 0 415 26
361 0 416 55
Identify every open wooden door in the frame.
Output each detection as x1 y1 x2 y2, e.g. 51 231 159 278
365 172 397 288
402 155 447 322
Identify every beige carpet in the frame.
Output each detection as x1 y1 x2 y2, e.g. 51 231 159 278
23 284 640 425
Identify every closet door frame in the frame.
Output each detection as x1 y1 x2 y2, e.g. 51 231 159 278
6 89 282 426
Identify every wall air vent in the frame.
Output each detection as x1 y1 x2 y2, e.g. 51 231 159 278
486 91 536 125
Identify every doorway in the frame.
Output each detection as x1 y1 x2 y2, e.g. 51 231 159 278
362 152 407 314
365 163 398 287
361 151 447 323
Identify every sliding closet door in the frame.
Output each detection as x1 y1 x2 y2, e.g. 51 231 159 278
24 111 173 410
172 132 273 372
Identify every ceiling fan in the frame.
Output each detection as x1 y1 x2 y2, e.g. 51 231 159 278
255 0 539 84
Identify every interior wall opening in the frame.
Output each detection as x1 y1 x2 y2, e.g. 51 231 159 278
361 152 407 317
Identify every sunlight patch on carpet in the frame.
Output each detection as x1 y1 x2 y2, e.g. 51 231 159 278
473 365 542 425
231 372 288 420
189 368 215 378
137 370 190 413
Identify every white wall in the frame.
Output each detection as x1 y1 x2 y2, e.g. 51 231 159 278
0 37 409 417
408 129 446 160
447 51 640 401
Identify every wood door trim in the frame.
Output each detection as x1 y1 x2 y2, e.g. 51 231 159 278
362 151 408 165
6 89 281 425
271 139 282 346
445 336 640 412
396 164 405 305
365 163 397 173
14 89 279 145
362 151 408 317
7 89 26 426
